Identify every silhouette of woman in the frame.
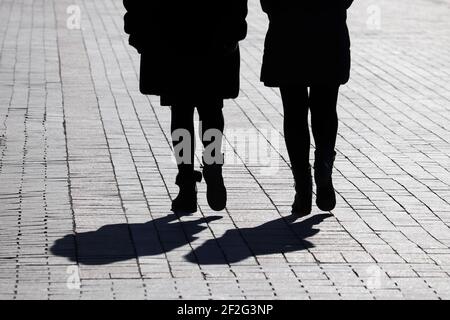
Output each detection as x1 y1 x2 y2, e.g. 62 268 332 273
260 1 353 216
123 1 248 213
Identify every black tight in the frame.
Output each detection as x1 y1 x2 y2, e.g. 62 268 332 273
171 101 225 169
280 85 339 174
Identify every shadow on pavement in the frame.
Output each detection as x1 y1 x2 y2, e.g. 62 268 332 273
50 212 222 265
51 212 331 266
185 213 333 265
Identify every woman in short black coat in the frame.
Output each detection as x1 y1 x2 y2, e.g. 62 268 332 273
260 0 354 216
123 0 248 213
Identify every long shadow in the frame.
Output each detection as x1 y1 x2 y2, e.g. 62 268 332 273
51 212 331 266
50 213 222 265
185 213 333 265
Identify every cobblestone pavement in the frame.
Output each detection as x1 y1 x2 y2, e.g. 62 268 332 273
1 0 450 300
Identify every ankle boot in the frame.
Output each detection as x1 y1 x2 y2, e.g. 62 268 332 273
171 169 203 214
292 165 313 217
314 151 337 211
202 158 227 211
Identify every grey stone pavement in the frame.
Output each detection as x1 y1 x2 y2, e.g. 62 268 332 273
0 0 450 300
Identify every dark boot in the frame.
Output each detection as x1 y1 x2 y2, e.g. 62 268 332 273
292 165 313 217
202 160 227 212
171 169 203 214
314 151 337 212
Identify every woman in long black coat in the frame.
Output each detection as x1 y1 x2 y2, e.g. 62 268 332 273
260 0 354 216
123 0 248 213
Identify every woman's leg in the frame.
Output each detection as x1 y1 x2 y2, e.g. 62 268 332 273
170 104 202 213
280 86 313 216
280 86 310 174
197 101 225 165
171 104 196 170
197 101 227 211
309 85 340 211
309 85 340 155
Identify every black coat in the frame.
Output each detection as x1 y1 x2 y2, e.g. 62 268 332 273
261 0 354 87
123 0 248 106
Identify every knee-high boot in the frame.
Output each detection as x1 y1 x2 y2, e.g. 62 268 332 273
292 165 313 217
202 155 227 211
314 151 337 211
171 165 203 214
